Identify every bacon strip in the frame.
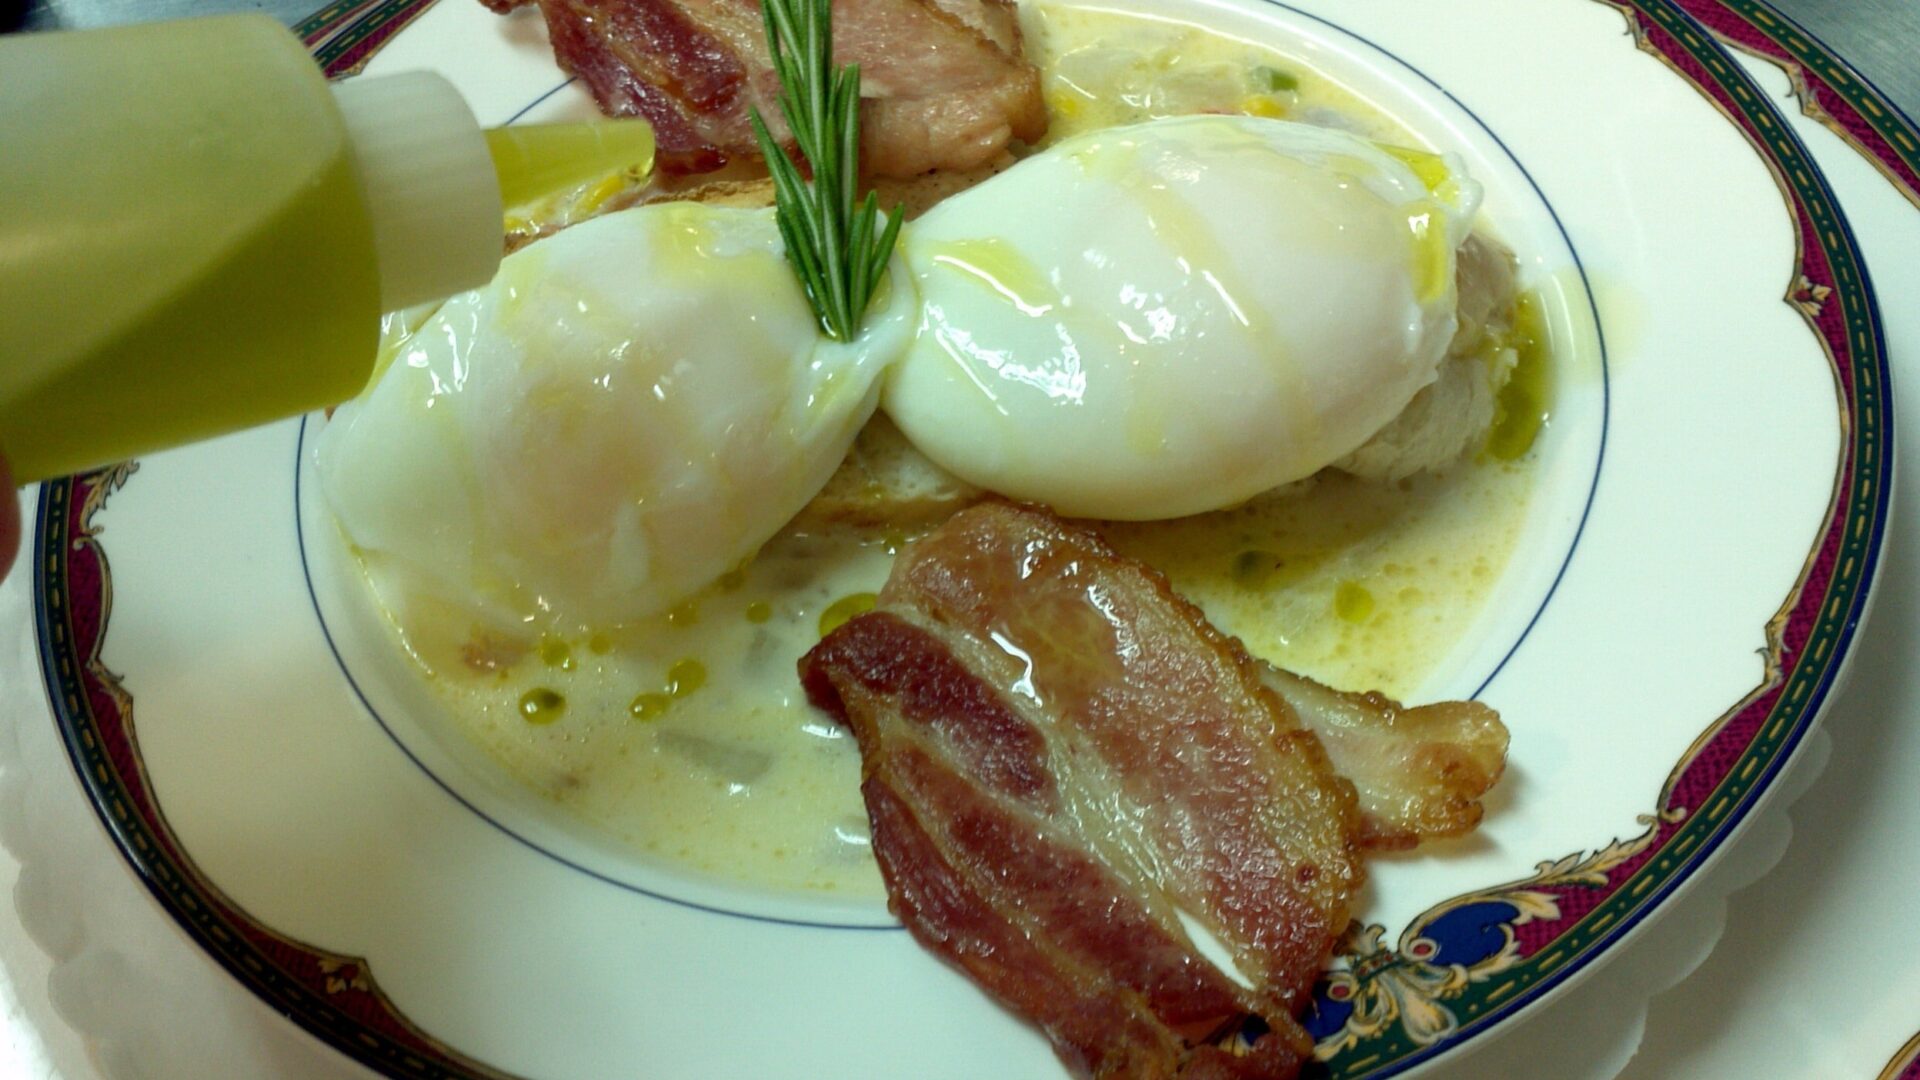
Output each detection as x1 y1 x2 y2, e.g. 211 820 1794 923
489 0 1046 177
1261 666 1508 851
532 0 743 173
801 504 1366 1078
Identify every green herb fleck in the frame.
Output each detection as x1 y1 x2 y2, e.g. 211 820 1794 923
1255 65 1298 93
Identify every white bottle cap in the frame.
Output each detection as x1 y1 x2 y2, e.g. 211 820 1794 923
330 72 502 312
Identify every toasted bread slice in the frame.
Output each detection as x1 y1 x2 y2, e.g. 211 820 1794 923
792 414 982 530
1336 232 1521 482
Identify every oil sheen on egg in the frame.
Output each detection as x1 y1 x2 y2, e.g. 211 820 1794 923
884 114 1482 520
314 202 913 636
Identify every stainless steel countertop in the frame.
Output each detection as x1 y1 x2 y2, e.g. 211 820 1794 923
1763 0 1919 117
10 0 1919 119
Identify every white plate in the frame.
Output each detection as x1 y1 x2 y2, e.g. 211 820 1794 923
22 0 1893 1076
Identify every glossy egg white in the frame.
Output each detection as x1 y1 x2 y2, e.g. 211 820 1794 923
883 114 1483 520
314 202 913 634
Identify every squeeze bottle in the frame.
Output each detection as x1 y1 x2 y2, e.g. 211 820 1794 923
0 15 654 482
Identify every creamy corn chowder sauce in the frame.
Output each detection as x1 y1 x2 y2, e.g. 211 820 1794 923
350 3 1550 898
1023 4 1414 146
364 529 901 894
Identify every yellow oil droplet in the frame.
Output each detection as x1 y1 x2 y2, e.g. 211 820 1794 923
881 531 909 555
519 687 567 724
1046 86 1086 122
576 172 627 214
538 637 575 671
665 601 699 627
666 658 707 698
818 592 878 637
1486 291 1553 461
925 238 1062 317
745 601 774 624
1405 203 1450 304
629 692 671 722
587 632 613 654
1238 94 1288 119
1380 143 1452 192
1333 581 1375 624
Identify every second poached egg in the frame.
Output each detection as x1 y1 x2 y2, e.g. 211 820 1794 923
884 115 1483 520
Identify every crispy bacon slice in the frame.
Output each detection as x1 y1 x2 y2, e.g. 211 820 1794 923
801 503 1367 1079
1261 666 1508 852
487 0 1046 176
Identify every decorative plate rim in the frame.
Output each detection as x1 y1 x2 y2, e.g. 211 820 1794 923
1879 1027 1920 1080
29 1 1899 1077
1674 0 1920 211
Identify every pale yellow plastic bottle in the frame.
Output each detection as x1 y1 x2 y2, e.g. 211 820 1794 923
0 15 654 482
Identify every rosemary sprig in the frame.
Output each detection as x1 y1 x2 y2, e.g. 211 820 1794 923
750 0 904 341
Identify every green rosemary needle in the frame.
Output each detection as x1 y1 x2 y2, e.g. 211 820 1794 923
750 0 905 341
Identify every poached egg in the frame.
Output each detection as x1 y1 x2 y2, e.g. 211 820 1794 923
314 203 913 636
883 114 1483 519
